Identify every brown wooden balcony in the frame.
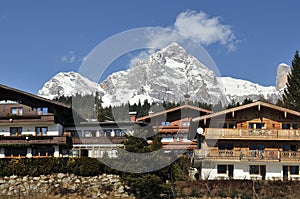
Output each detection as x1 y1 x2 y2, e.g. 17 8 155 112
193 149 300 162
0 114 55 124
72 137 126 145
0 135 69 145
153 125 189 133
204 128 300 140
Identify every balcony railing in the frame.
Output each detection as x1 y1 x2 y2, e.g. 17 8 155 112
193 149 300 162
205 128 300 140
0 135 68 145
153 125 189 133
72 137 126 145
0 115 55 123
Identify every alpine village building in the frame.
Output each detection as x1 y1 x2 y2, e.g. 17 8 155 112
191 101 300 181
2 84 300 181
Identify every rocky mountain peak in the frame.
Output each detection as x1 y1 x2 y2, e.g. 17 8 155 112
38 43 282 107
276 63 291 91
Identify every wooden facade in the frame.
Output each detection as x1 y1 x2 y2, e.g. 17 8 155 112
0 84 78 158
137 105 212 153
191 101 300 180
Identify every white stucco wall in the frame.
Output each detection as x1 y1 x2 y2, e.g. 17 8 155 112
199 161 299 180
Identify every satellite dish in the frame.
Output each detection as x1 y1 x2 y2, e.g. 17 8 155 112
197 127 204 135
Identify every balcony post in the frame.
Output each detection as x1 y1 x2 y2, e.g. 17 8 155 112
54 145 60 157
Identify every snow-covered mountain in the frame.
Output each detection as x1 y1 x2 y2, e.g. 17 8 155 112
219 77 279 104
101 43 224 106
38 72 105 99
38 43 285 106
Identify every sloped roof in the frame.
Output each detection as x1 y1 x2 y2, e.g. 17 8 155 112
0 84 87 124
0 84 70 108
137 104 213 121
192 100 300 122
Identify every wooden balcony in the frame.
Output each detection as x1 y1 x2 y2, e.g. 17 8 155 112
0 135 69 145
205 128 300 140
193 149 300 162
0 115 55 124
72 137 126 145
153 125 189 133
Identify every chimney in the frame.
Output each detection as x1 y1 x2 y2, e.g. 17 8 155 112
129 111 137 122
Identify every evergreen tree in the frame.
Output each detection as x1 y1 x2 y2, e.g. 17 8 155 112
95 92 107 122
282 51 300 111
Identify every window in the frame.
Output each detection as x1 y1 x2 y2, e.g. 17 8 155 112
182 121 190 126
217 165 227 174
293 124 298 129
217 164 234 177
11 107 23 116
228 123 235 128
218 143 234 150
5 147 27 157
282 123 291 129
35 127 48 136
282 123 298 129
249 123 265 129
219 123 235 128
105 130 111 137
32 147 54 157
249 143 265 151
283 144 298 151
114 129 120 137
37 107 48 115
10 127 22 136
290 166 299 175
283 165 299 178
249 165 266 176
121 129 127 136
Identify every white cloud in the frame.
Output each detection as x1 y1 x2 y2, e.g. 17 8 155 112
174 10 237 48
61 51 76 64
128 49 156 67
128 10 238 67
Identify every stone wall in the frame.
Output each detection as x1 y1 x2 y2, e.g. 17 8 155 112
0 173 135 199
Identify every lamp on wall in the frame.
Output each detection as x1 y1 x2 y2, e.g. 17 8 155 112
9 118 13 122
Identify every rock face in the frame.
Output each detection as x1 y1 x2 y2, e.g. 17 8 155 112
0 173 134 199
38 43 284 106
101 42 224 106
276 63 291 91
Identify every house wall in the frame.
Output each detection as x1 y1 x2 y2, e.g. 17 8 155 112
0 123 62 136
200 161 300 180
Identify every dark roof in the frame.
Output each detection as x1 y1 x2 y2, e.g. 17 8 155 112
137 104 213 121
192 100 300 122
0 84 70 108
0 84 86 124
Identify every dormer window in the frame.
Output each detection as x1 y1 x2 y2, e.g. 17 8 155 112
11 107 23 116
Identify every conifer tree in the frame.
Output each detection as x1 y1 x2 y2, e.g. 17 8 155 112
282 51 300 111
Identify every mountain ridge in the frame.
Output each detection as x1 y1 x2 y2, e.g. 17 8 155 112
38 43 287 107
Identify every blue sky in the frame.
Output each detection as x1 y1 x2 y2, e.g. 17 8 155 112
0 1 300 94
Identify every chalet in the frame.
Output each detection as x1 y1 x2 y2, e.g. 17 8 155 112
191 101 300 180
0 84 82 158
137 104 212 155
